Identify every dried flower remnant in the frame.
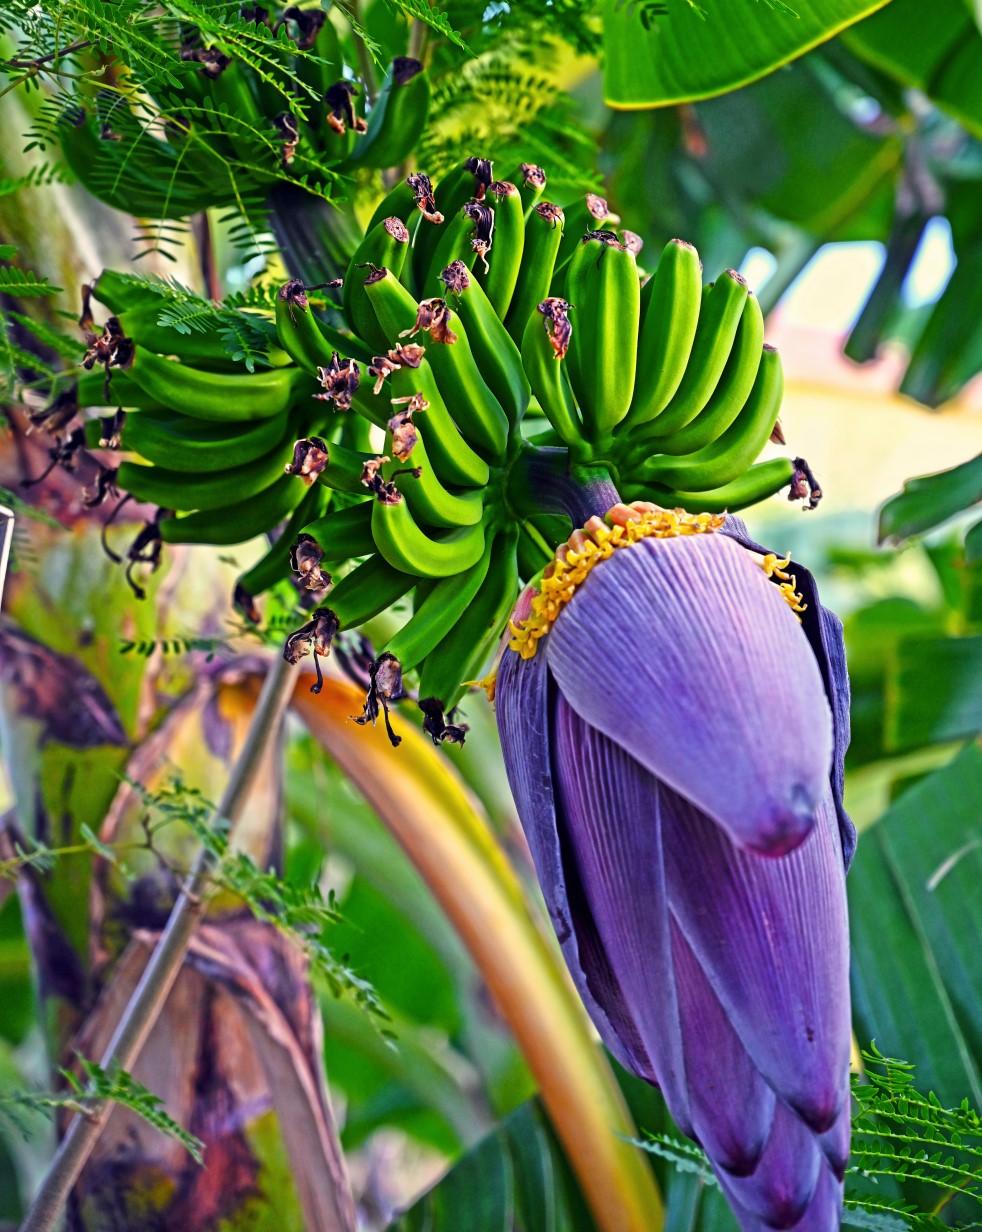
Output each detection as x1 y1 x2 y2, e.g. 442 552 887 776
273 112 300 167
290 533 331 592
28 387 78 436
535 202 564 229
417 696 468 747
463 201 495 271
280 4 325 48
537 298 573 361
464 156 494 200
284 437 330 486
314 353 360 411
621 230 644 256
367 342 425 395
360 456 408 505
179 43 231 77
401 298 457 346
519 164 547 192
283 607 340 694
324 81 365 135
790 456 823 512
354 652 407 746
387 407 418 461
406 173 443 224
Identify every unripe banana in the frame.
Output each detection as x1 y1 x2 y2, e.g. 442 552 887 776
160 471 303 545
347 57 429 169
627 457 796 514
640 343 784 492
371 495 487 577
520 301 583 450
77 368 167 412
388 361 490 489
343 216 412 353
563 232 640 441
416 525 520 712
126 347 308 421
426 200 491 292
643 268 749 439
503 163 547 218
440 261 530 427
363 268 509 461
383 532 495 671
302 498 376 561
412 157 494 290
386 429 485 529
328 551 416 628
619 238 703 432
504 202 565 346
118 404 289 473
645 291 764 456
476 180 524 317
366 171 444 235
117 409 300 511
275 279 373 373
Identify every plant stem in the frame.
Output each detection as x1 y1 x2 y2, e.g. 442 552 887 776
20 655 297 1232
514 445 621 527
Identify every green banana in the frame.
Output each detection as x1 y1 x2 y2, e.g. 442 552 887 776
118 404 290 473
440 260 530 427
416 525 520 711
77 368 167 411
126 347 308 421
234 481 330 616
343 216 412 353
383 531 495 671
640 343 784 492
629 457 796 515
619 238 703 432
348 57 429 169
371 496 487 577
553 192 613 277
520 303 583 449
388 361 491 489
563 232 640 441
90 269 162 315
327 552 416 629
643 290 764 456
160 471 302 545
274 279 373 374
504 202 565 346
476 180 524 317
426 200 488 292
116 410 300 512
363 268 509 461
302 498 376 560
386 429 485 529
209 58 274 174
113 305 289 372
641 268 749 439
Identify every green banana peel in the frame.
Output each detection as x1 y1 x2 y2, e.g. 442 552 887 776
293 675 665 1232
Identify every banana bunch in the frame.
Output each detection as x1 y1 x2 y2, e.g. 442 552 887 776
57 6 430 250
67 154 820 743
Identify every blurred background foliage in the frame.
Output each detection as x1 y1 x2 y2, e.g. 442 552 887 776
0 0 981 1229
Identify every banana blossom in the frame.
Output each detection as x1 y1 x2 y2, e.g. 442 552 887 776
496 503 854 1232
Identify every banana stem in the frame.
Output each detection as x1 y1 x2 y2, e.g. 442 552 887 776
514 445 621 527
20 655 302 1232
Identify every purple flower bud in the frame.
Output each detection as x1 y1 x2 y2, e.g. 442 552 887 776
496 505 853 1232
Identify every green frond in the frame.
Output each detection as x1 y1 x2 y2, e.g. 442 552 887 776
384 0 471 51
0 265 61 297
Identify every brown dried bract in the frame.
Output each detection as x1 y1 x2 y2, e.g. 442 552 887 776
367 342 425 394
387 408 418 461
622 230 644 255
586 192 609 221
283 608 340 695
383 216 411 243
314 352 360 410
391 56 424 85
82 316 133 375
180 44 230 78
281 5 325 49
361 455 402 505
402 298 457 346
790 456 823 512
535 201 564 228
354 653 407 747
489 180 518 199
290 533 331 592
537 298 573 361
465 157 494 200
439 259 470 295
285 437 330 485
273 112 300 167
769 417 786 446
407 173 442 224
519 164 547 191
324 80 363 135
463 201 494 271
583 229 627 251
29 387 78 437
418 697 468 746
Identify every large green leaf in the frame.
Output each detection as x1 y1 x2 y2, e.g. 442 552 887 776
848 742 982 1107
845 0 982 139
878 452 982 543
885 636 982 749
603 0 891 108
